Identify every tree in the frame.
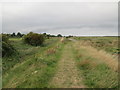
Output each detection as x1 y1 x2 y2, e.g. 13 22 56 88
11 32 16 37
17 32 22 37
66 35 73 38
57 34 62 37
46 34 50 39
43 33 48 39
43 33 47 36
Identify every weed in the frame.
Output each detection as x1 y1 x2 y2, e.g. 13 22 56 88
46 48 56 56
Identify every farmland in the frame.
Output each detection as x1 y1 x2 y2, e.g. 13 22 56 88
2 36 119 88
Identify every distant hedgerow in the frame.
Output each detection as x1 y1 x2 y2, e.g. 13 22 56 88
23 32 45 46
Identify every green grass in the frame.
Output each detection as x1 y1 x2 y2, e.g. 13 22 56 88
2 37 60 73
0 38 1 89
2 37 119 88
73 46 118 88
2 37 65 88
74 36 119 55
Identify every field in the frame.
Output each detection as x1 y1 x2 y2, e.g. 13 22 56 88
2 36 119 88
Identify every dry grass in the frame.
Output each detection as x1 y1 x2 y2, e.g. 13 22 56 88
73 41 118 88
46 48 56 55
78 58 98 70
60 37 64 42
74 41 118 71
80 46 118 71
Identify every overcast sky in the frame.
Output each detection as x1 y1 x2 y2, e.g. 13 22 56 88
2 2 118 36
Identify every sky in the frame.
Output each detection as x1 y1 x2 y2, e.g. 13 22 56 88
1 1 118 36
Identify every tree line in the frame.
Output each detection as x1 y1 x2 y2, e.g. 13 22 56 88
1 32 64 57
4 32 63 38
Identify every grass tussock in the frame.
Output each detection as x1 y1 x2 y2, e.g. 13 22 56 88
73 43 118 88
78 59 98 70
80 46 118 71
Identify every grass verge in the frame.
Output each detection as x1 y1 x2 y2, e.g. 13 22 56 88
73 43 118 88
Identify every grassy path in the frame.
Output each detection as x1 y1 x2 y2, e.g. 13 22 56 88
50 42 85 88
3 38 63 88
3 38 118 88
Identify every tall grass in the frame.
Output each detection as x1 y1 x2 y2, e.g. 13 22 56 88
74 36 119 55
3 37 60 74
2 37 65 88
73 42 118 88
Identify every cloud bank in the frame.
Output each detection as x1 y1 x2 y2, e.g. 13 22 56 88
2 2 118 36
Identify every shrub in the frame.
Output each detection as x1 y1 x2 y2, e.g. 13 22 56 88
2 34 9 42
1 34 16 57
23 32 45 46
2 41 16 57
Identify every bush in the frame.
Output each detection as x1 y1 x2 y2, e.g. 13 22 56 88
23 32 45 46
2 34 9 42
1 34 16 57
2 41 16 57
